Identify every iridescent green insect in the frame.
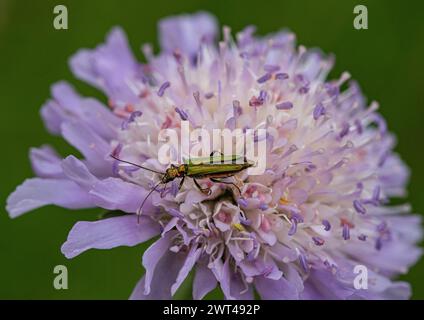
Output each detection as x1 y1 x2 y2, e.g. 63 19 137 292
110 152 254 217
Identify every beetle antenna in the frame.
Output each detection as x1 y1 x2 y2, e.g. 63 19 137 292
137 181 163 223
110 154 165 175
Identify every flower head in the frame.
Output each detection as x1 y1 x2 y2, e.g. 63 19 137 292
7 12 422 299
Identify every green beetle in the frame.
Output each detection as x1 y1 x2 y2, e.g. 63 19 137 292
111 152 254 217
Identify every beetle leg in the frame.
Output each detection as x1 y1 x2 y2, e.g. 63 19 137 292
210 178 241 195
234 175 244 188
210 150 224 157
193 178 211 195
178 176 185 190
210 150 224 163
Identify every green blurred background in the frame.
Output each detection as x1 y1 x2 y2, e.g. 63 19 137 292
0 0 423 299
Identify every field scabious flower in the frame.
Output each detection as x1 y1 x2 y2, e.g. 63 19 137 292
6 12 422 299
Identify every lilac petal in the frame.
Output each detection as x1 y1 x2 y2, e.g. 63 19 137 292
219 258 254 300
171 247 202 295
41 100 66 135
29 145 63 178
159 12 218 58
257 228 277 245
129 276 147 300
239 259 282 280
347 264 412 300
290 188 308 204
131 250 186 300
61 215 160 258
41 82 120 139
89 178 155 213
268 243 298 262
230 273 254 300
161 217 179 236
193 263 218 300
61 156 98 191
220 258 234 300
283 264 305 293
40 81 83 135
47 82 120 139
254 276 299 300
301 268 353 299
357 280 411 300
384 282 412 299
61 121 110 175
6 178 93 218
378 153 410 197
344 239 422 276
69 27 141 102
143 231 175 295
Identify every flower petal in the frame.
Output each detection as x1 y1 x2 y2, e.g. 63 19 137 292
61 155 99 191
142 231 175 295
193 262 217 300
159 12 217 58
61 121 111 176
29 145 63 178
255 276 299 300
69 27 142 103
41 82 119 139
6 178 93 218
229 273 254 300
61 215 160 258
219 258 234 300
89 177 154 213
171 246 202 295
131 250 186 300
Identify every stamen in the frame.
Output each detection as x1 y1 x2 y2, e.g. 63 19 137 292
257 73 272 84
279 197 290 205
353 199 366 214
121 111 142 130
175 107 188 121
288 219 297 236
312 236 325 246
249 90 267 107
339 122 350 138
298 86 309 94
342 224 350 240
358 234 367 241
375 237 383 250
275 72 289 80
355 119 363 134
276 101 293 110
232 223 245 232
313 103 326 120
322 219 331 231
204 92 214 99
157 81 170 97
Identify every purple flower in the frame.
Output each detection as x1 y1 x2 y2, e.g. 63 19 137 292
6 12 422 300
